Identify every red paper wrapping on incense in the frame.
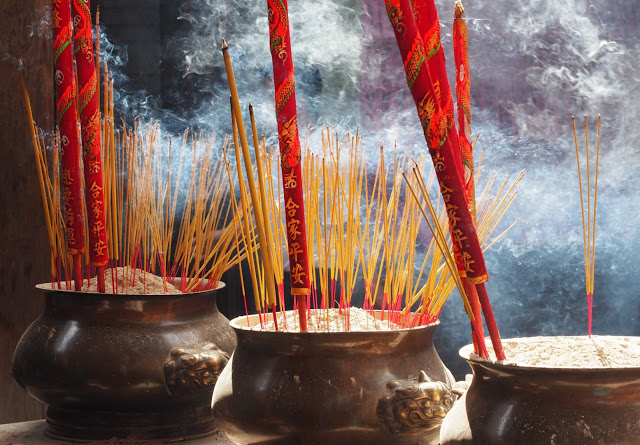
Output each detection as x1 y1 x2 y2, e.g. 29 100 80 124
72 0 108 267
384 0 487 284
411 0 471 277
453 1 475 216
267 0 311 298
52 0 85 257
412 0 457 141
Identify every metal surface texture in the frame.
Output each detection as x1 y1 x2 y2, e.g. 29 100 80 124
440 338 640 444
12 282 236 442
212 313 455 445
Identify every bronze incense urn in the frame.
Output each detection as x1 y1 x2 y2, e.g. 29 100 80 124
212 313 457 445
12 282 236 442
440 337 640 444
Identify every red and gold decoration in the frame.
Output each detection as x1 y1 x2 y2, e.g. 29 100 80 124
453 1 474 213
72 0 109 292
385 0 485 282
384 0 505 359
412 0 487 353
52 0 86 290
267 0 311 331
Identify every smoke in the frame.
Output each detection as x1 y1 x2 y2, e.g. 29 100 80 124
27 5 52 39
431 0 640 377
95 0 640 377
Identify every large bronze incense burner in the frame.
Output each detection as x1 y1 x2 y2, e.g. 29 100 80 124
440 337 640 444
12 282 235 442
212 312 457 445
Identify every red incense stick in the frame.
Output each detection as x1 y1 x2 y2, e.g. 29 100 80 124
267 0 311 331
453 1 475 214
384 0 504 353
414 0 488 353
52 0 85 290
72 0 109 292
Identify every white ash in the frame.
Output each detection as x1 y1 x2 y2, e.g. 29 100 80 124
466 336 640 368
79 266 181 294
253 307 402 332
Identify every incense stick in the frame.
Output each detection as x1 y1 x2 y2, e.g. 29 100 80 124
573 115 600 338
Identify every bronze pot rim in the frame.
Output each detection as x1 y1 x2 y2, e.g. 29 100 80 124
460 335 640 375
34 280 228 322
229 310 439 334
35 279 226 297
227 312 440 357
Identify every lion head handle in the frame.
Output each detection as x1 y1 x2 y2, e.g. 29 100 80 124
163 342 230 396
377 370 457 435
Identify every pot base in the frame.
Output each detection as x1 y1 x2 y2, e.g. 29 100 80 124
45 405 217 442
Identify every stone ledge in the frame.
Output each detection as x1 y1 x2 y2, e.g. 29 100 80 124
0 420 234 444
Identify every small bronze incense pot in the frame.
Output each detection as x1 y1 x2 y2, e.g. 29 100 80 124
440 337 640 444
212 312 457 445
12 282 236 442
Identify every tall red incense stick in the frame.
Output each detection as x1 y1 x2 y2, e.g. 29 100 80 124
267 0 310 331
384 0 505 359
453 1 475 215
53 0 85 290
449 0 482 352
452 1 497 358
411 0 486 355
72 0 109 293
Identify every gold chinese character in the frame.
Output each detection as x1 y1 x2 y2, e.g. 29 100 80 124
287 218 301 241
62 169 73 186
460 251 475 274
290 263 305 285
94 239 107 256
64 209 73 227
432 151 445 171
283 169 297 189
62 186 72 204
440 184 454 203
285 197 300 218
288 241 303 263
452 228 468 250
89 181 103 199
65 227 76 244
92 220 105 237
446 203 461 227
91 200 103 219
88 158 101 174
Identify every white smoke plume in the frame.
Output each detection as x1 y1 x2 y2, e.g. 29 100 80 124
95 0 639 376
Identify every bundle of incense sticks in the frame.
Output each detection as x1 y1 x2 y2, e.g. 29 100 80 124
223 120 521 331
52 0 87 290
384 0 504 359
573 116 601 338
24 61 249 293
72 0 109 293
45 0 110 291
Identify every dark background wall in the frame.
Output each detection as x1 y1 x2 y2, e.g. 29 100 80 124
1 0 52 424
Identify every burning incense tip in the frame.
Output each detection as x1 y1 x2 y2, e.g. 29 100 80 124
221 38 228 50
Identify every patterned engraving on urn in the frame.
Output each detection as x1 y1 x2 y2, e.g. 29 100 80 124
377 370 456 435
164 342 230 395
